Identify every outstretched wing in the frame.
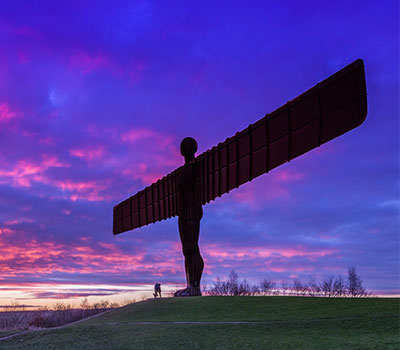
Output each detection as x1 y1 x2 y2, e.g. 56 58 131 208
113 59 367 235
194 59 367 205
113 167 181 235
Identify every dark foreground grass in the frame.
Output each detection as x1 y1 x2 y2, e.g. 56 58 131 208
0 296 398 349
0 330 21 338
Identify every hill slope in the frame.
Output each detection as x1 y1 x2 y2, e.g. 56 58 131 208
0 296 398 349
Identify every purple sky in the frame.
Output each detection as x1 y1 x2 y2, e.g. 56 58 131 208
0 1 398 305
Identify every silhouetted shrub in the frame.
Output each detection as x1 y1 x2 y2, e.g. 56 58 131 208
29 315 52 328
206 267 372 298
260 278 276 295
347 266 367 297
208 270 254 296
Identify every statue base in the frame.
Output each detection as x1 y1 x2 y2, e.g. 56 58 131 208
173 286 202 297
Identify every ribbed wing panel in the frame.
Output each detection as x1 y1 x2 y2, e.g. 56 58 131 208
113 59 367 235
113 168 181 235
195 59 367 205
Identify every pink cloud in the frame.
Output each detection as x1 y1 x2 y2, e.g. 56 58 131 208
0 155 69 188
117 127 181 185
0 236 183 280
118 126 180 166
41 155 67 168
54 179 112 202
0 155 112 202
38 137 56 146
0 239 136 276
230 182 289 208
120 128 176 152
0 102 19 122
0 227 14 235
269 266 286 273
70 145 105 161
263 265 314 274
204 244 336 262
229 169 306 207
69 51 121 76
122 164 164 187
121 128 156 142
270 169 305 182
4 218 34 225
57 180 102 192
70 52 108 74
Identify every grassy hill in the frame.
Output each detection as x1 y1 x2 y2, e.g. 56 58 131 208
0 296 398 349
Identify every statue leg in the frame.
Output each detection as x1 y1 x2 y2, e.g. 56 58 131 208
174 217 204 297
183 246 204 291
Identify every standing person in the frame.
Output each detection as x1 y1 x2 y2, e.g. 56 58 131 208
153 283 161 298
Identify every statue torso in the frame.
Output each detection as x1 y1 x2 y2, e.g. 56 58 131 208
176 162 202 220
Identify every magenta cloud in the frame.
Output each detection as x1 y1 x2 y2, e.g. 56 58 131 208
0 0 397 302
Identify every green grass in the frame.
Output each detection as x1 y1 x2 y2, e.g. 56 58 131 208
0 296 398 349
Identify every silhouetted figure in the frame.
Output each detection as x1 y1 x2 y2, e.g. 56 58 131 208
153 282 161 298
174 137 204 297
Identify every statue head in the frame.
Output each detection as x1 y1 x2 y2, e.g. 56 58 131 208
180 137 198 164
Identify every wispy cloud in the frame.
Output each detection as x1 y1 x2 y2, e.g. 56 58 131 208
70 145 105 162
70 51 111 75
0 102 19 122
0 155 69 188
0 0 397 302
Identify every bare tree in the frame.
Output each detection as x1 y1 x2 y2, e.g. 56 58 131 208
93 300 110 309
237 279 252 296
320 276 334 297
307 276 321 297
227 270 240 295
208 270 254 296
8 301 22 312
347 266 366 297
211 277 230 295
292 278 303 295
260 278 276 295
251 284 260 295
80 298 91 309
333 275 346 297
53 302 70 311
207 266 371 297
292 279 307 296
280 280 289 296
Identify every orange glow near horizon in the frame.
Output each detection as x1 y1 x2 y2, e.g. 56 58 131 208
0 283 183 309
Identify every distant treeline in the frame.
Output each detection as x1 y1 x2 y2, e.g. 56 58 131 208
205 266 371 297
0 299 136 330
0 298 137 313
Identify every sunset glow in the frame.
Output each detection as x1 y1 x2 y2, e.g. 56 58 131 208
0 1 398 307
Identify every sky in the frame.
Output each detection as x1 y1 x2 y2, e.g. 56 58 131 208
0 0 398 307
